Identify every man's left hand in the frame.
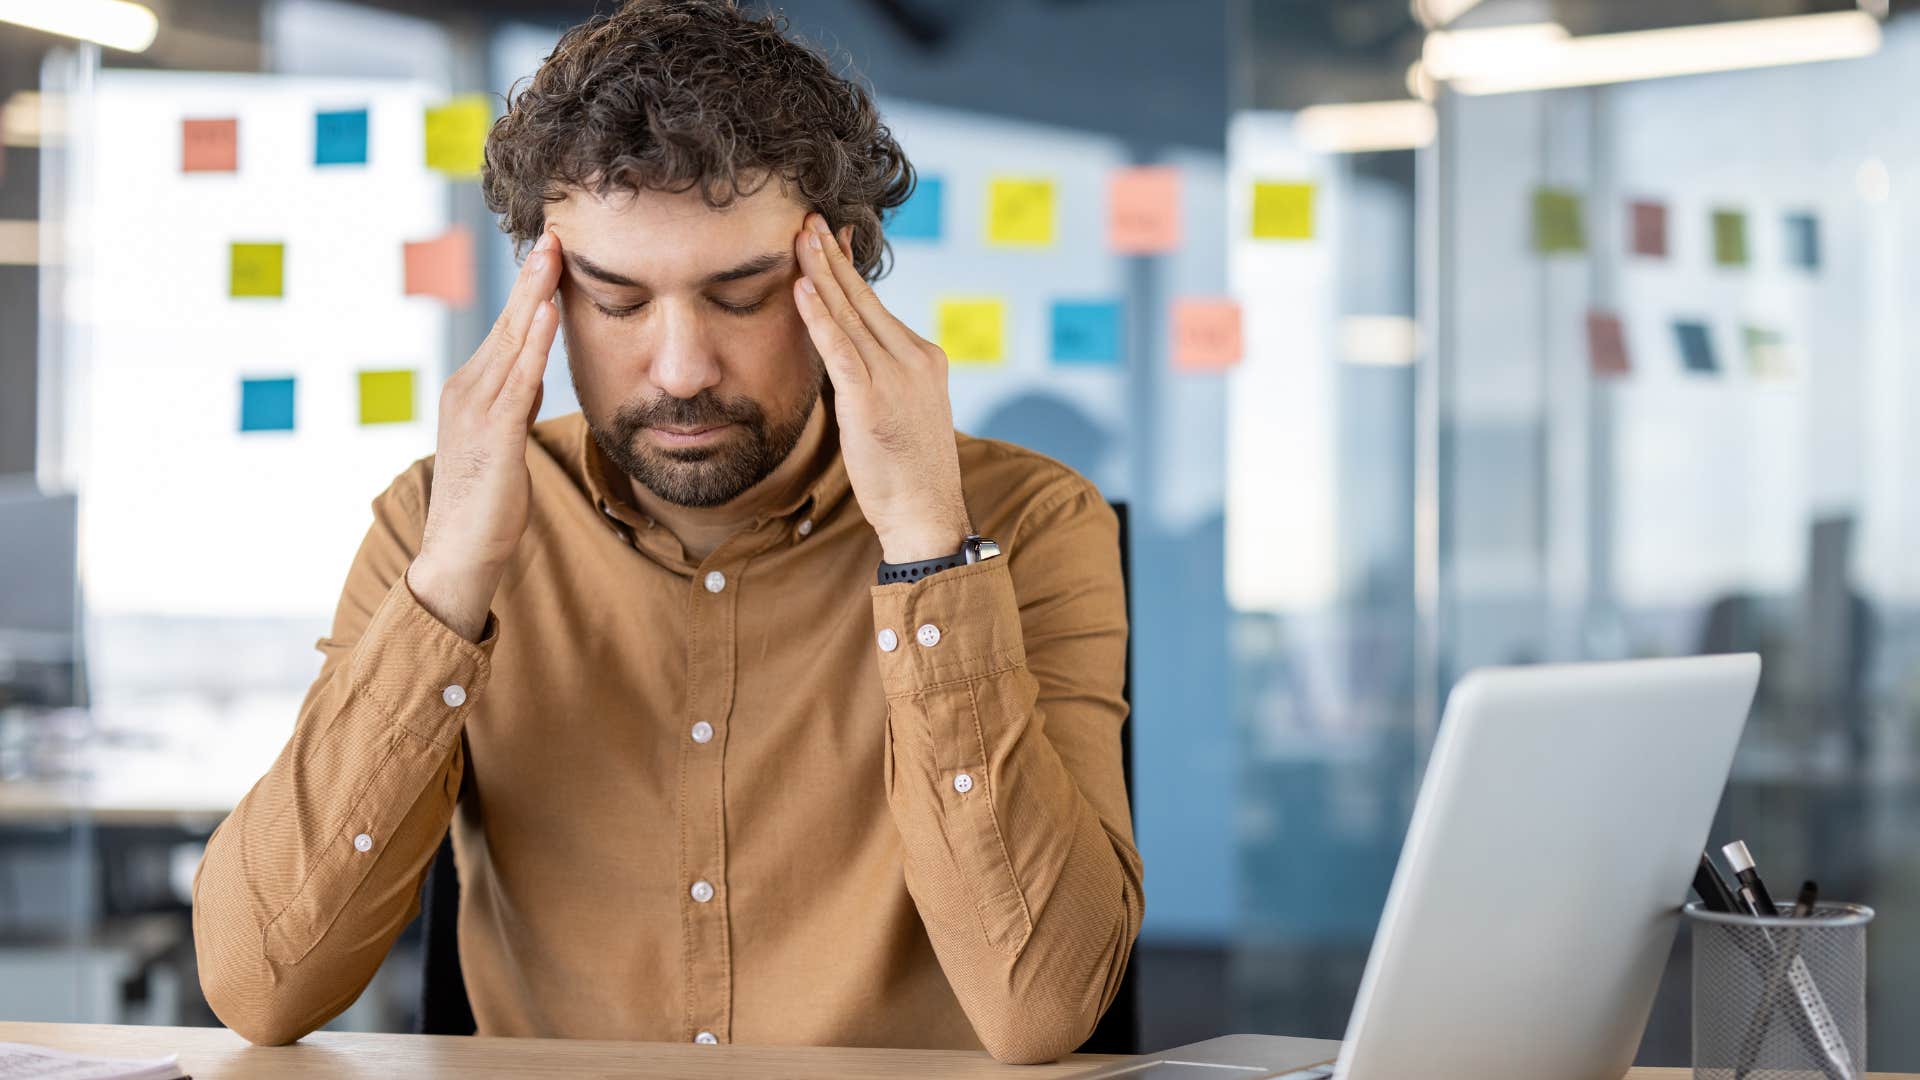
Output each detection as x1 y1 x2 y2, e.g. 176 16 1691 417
792 212 971 565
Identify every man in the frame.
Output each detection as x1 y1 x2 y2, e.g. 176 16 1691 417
192 0 1139 1064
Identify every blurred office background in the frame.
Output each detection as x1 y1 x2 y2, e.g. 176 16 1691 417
3 0 1919 1067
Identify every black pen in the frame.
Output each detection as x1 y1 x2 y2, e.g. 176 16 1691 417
1723 841 1782 916
1793 880 1819 919
1693 852 1740 913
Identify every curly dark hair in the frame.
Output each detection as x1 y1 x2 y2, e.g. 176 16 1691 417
482 0 915 282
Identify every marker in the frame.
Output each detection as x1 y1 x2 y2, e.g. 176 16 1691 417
1793 880 1819 919
1693 852 1740 913
1723 840 1782 916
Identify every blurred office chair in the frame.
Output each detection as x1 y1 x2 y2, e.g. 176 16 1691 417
417 502 1140 1053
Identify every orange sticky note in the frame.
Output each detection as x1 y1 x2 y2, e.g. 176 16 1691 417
1108 166 1181 254
1173 299 1243 371
183 118 237 173
403 226 476 307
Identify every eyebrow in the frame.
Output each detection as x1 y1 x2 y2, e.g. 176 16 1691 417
566 249 793 289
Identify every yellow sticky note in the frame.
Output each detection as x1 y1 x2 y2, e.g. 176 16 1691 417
358 369 416 425
229 242 284 298
938 297 1006 365
986 178 1055 248
1251 181 1314 240
425 95 490 178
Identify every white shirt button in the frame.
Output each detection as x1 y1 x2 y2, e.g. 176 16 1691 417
691 879 715 903
694 1031 717 1045
353 833 373 853
797 518 813 537
916 623 942 648
953 773 974 795
704 570 727 593
442 684 466 707
690 721 714 745
877 628 899 653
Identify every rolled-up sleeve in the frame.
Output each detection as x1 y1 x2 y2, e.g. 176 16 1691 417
872 480 1142 1064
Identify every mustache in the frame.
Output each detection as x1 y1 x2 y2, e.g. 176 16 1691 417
612 391 766 433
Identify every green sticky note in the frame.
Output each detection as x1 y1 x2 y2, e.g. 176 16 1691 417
1532 188 1585 254
938 297 1006 364
1251 181 1314 240
358 369 416 425
230 242 284 298
425 95 490 178
1713 209 1748 267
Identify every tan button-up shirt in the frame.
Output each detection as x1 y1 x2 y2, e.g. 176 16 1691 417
191 411 1141 1063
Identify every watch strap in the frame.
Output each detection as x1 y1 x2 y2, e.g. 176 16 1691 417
876 551 969 585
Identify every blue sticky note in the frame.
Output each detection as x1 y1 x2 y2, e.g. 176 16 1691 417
888 176 943 241
1674 321 1717 374
1051 300 1123 365
315 108 369 166
240 377 296 432
1784 212 1820 271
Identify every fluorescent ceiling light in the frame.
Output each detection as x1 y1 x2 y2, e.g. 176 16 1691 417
2 90 51 147
1422 22 1570 81
1433 11 1881 96
1297 100 1436 153
0 0 158 53
1411 0 1488 29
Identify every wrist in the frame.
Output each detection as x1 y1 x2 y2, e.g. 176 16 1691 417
406 554 500 643
878 518 969 565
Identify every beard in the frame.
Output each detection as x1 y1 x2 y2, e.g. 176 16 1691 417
584 372 821 509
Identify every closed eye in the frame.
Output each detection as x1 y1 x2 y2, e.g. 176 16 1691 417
594 298 647 319
591 296 766 319
712 296 767 316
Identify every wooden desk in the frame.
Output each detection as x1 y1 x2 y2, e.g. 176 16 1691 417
5 1023 1917 1078
0 1023 1126 1078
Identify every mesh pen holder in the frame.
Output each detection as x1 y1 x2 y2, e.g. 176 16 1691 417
1686 899 1874 1080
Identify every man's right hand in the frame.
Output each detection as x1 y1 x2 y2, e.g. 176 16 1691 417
406 229 564 642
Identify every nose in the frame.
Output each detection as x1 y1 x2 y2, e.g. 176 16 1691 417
648 299 723 400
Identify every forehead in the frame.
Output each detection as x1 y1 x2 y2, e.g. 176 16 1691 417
546 180 806 285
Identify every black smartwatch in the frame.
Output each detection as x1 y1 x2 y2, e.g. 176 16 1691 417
877 534 1002 585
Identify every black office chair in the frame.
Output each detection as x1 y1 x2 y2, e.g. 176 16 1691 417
416 501 1140 1053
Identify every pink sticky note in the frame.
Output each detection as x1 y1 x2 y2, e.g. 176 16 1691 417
403 226 476 307
1173 298 1243 371
1109 166 1181 254
182 118 238 173
1586 309 1630 376
1629 200 1667 258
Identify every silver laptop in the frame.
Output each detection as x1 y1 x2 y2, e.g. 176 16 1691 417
1071 654 1760 1080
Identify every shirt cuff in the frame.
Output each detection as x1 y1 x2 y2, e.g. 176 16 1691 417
870 558 1025 697
346 573 498 748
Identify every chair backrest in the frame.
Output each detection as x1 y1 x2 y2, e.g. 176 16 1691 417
415 500 1140 1051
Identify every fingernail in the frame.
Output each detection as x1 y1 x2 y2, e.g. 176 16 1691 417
800 277 817 295
808 232 822 252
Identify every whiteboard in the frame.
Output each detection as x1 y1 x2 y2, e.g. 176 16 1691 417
62 70 450 619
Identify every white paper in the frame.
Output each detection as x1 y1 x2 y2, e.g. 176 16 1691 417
0 1043 185 1080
